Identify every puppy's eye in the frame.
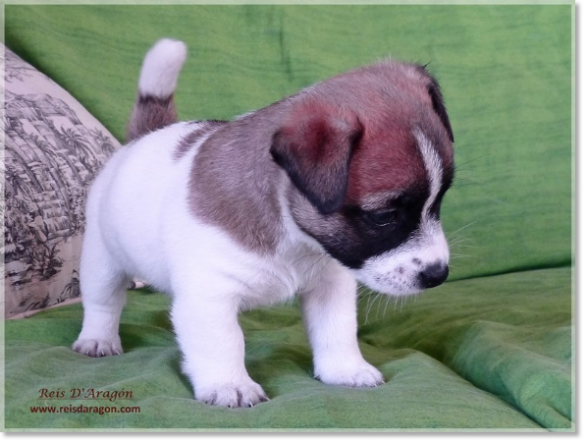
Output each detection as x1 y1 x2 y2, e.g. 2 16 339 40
366 210 397 227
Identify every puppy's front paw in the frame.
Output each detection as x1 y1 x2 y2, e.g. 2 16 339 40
316 359 384 388
197 380 269 408
72 336 123 357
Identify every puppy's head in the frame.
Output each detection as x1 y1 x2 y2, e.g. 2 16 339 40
271 61 454 296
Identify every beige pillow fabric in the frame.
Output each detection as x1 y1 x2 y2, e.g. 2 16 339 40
3 45 121 318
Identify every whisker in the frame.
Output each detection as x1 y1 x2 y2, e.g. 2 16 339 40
376 293 386 319
383 296 392 317
450 254 476 259
452 177 484 187
450 245 476 252
365 295 374 323
447 220 479 239
365 293 383 324
392 296 399 312
448 238 472 247
454 153 489 169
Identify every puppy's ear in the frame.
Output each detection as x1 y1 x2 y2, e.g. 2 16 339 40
418 64 454 143
271 107 363 215
426 76 454 143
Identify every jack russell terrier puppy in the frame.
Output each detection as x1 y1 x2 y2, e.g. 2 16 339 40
73 39 455 408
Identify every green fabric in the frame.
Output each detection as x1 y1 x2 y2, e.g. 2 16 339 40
3 3 573 431
4 268 572 430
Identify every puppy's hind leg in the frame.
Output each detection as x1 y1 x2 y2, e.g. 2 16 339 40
72 239 128 357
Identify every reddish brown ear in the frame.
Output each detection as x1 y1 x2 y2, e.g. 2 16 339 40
270 108 363 214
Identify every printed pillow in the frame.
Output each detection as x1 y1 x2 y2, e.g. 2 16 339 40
2 45 121 318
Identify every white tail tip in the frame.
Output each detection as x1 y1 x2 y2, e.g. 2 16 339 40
138 38 187 99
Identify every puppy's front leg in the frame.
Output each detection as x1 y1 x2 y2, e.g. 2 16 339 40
300 260 384 387
171 291 267 408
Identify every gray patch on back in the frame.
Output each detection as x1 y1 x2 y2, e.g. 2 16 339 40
174 120 226 161
188 111 286 255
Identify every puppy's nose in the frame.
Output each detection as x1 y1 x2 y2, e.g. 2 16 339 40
419 263 449 289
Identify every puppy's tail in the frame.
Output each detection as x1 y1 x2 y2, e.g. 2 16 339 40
126 38 187 143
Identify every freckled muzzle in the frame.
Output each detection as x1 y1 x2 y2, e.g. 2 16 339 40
353 224 450 297
355 257 450 296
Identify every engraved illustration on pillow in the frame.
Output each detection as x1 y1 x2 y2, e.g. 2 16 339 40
2 45 121 317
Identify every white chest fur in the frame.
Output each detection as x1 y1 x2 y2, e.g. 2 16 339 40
236 242 329 311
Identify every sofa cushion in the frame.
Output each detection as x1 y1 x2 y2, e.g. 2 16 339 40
3 45 120 318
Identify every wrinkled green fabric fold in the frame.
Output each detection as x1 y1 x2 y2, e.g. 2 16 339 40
356 268 573 430
5 268 571 430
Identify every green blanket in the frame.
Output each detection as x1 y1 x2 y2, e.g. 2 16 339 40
4 268 572 430
3 3 573 431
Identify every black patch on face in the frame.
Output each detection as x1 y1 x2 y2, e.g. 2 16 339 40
299 187 429 269
294 150 454 270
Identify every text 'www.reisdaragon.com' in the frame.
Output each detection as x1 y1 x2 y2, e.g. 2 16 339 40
30 404 141 415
